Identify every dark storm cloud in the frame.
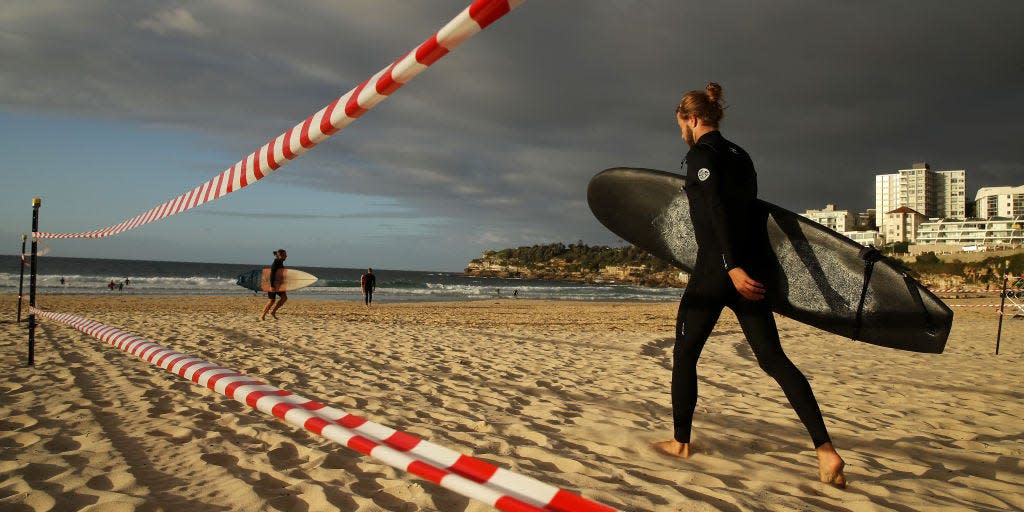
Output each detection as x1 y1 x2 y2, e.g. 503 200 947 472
2 1 1022 250
195 209 424 220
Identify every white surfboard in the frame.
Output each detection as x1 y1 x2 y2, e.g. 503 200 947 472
235 268 318 292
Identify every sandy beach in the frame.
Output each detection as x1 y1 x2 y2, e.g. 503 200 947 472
1 294 1021 511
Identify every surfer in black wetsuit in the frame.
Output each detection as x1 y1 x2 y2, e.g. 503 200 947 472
361 268 376 305
260 249 288 320
653 83 846 488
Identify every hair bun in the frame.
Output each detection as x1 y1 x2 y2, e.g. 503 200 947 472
705 82 723 103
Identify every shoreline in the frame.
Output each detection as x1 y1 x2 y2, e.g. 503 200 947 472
2 295 1022 510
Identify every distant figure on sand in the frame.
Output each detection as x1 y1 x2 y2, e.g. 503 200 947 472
653 83 846 488
260 249 288 320
360 268 376 305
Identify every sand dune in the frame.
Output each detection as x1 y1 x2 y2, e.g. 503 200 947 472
2 295 1022 511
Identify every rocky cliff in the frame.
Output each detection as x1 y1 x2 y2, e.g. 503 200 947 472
464 249 688 288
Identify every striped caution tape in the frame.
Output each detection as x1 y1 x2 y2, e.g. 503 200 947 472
947 304 1010 308
30 307 618 512
931 290 1002 294
34 0 524 239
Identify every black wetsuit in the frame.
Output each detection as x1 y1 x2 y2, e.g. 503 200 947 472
675 130 831 448
362 273 376 305
268 257 284 300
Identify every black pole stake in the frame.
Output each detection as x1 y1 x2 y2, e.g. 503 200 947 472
17 234 26 322
995 261 1009 356
28 197 40 366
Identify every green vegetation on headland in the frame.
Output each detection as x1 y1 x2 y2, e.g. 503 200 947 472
465 242 1024 290
907 251 1023 289
464 242 686 287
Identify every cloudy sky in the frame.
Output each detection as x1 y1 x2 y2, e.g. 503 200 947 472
2 1 1022 271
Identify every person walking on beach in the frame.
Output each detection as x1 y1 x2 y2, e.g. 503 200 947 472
360 268 376 305
260 249 288 320
653 83 846 488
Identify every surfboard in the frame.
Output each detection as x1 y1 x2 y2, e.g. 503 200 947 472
587 167 952 353
235 268 318 293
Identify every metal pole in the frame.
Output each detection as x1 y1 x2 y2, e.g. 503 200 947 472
17 234 26 322
995 260 1009 356
27 197 40 366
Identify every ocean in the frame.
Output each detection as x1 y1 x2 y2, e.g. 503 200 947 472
2 255 683 303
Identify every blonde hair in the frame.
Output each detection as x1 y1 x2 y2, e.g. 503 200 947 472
676 82 725 127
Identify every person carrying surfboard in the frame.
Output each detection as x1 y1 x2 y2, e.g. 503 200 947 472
361 268 377 305
653 82 847 488
260 249 288 320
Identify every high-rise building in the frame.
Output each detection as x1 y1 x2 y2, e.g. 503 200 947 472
875 174 899 228
936 170 967 219
874 162 967 229
975 185 1024 219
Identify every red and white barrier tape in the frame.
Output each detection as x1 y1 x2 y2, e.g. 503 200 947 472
34 0 524 240
947 304 1010 308
30 307 617 512
930 289 1002 294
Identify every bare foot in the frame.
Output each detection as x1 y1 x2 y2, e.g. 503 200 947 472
653 439 691 459
271 313 278 320
258 315 265 321
816 442 847 489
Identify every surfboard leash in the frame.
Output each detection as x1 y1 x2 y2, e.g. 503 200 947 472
902 272 939 337
853 246 882 340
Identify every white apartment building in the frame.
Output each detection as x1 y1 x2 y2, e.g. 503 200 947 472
874 162 966 229
845 230 885 247
802 204 883 247
802 204 854 232
937 169 967 219
916 215 1024 247
883 206 927 244
875 174 899 228
975 185 1024 219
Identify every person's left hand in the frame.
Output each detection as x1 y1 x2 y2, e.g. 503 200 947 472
728 267 766 301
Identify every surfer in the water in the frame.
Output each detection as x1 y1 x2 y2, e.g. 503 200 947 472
260 249 288 320
653 83 847 488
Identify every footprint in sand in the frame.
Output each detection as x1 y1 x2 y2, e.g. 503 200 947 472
22 462 68 483
16 490 57 512
146 425 193 443
0 414 39 431
199 452 239 469
320 451 353 470
267 443 302 470
86 474 115 491
1 432 42 449
42 434 81 454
